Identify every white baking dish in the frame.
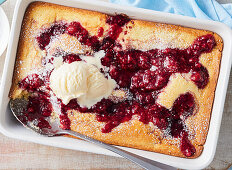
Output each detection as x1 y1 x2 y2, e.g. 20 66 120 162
0 0 231 169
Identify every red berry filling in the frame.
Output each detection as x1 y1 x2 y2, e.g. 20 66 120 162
172 93 195 118
97 27 104 37
19 94 53 129
106 14 130 27
63 54 82 64
180 132 196 157
38 117 51 129
66 21 100 51
59 114 71 130
191 66 209 89
19 74 43 92
131 70 170 91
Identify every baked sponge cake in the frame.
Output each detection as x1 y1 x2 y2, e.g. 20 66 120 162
9 1 223 158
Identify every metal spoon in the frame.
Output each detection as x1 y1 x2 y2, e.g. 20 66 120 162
10 98 176 170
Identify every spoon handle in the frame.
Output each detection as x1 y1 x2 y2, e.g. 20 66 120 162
59 130 176 170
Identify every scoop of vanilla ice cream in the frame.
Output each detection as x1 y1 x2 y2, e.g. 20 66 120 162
78 65 116 108
50 61 88 105
50 61 116 107
88 65 113 99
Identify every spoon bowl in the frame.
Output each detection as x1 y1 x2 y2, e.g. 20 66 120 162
10 98 63 136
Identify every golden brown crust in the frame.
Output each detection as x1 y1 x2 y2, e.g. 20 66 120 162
9 1 223 158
